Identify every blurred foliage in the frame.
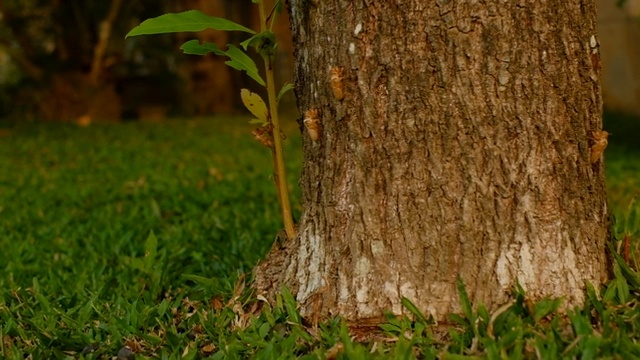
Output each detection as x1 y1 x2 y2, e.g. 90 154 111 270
0 0 181 120
0 0 173 77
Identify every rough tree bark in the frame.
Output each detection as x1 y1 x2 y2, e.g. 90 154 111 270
255 0 609 323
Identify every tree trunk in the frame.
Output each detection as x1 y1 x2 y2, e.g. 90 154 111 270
255 0 609 323
177 0 235 114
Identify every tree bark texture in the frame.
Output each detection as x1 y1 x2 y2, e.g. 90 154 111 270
255 0 609 323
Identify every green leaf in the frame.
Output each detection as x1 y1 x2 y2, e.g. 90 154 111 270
625 196 639 234
240 31 276 57
240 33 261 51
180 40 225 56
532 298 562 322
179 42 265 86
614 263 630 303
585 281 604 315
157 299 169 317
181 274 216 288
126 10 255 37
617 276 630 303
447 313 467 326
180 42 265 86
32 278 51 313
131 257 145 271
224 45 265 85
144 231 158 272
609 243 640 289
477 303 490 324
456 277 473 321
258 322 270 339
150 198 161 219
277 83 294 105
274 0 283 15
266 1 283 29
379 323 402 334
240 89 269 124
440 353 484 360
280 286 300 324
401 296 427 323
249 119 268 125
602 281 617 303
567 309 592 336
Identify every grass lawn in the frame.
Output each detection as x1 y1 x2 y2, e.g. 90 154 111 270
0 113 639 359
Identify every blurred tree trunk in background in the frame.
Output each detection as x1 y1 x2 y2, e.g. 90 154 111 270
177 0 295 115
596 0 640 116
0 1 134 121
254 0 610 324
177 0 235 115
0 0 294 121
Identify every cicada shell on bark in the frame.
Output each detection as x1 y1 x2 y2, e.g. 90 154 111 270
330 67 345 101
304 109 321 141
590 130 609 164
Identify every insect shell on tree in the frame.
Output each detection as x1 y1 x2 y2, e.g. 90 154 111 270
303 109 321 142
330 66 345 101
252 125 274 148
590 130 609 164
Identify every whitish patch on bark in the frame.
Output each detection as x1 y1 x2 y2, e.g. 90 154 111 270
295 225 325 303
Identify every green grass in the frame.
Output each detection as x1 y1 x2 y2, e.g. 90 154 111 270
605 112 640 239
0 113 638 359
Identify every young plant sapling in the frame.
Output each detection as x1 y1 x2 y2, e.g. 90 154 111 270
126 1 296 239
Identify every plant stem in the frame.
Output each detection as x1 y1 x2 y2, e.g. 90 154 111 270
259 0 296 239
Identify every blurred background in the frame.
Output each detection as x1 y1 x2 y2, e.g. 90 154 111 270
0 0 295 123
0 0 637 123
599 0 640 117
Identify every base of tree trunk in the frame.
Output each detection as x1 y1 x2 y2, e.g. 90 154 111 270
254 232 394 329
